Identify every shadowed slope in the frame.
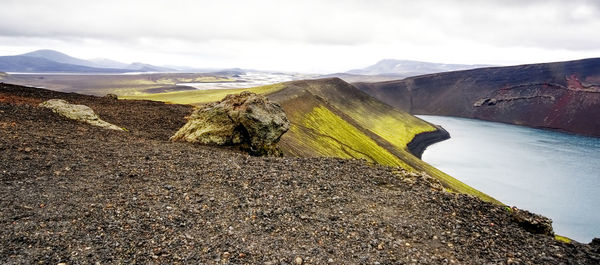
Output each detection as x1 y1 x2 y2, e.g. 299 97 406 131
125 78 498 203
355 58 600 137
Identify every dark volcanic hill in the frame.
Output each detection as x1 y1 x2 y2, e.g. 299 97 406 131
355 58 600 137
1 83 599 263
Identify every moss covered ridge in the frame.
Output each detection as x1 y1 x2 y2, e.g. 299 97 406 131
269 78 499 204
124 77 499 204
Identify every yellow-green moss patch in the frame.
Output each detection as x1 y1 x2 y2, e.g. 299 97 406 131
121 83 286 105
292 106 411 168
554 235 572 243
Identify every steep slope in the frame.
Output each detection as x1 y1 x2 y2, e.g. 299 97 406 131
123 78 498 203
355 58 600 137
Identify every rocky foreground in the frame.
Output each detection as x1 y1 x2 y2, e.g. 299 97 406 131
1 83 599 264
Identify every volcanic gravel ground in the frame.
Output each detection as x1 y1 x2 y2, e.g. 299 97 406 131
1 83 599 264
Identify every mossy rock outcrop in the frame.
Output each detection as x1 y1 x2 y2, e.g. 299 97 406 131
171 91 289 156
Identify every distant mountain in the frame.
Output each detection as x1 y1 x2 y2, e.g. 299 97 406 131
89 58 175 72
0 49 177 73
0 55 127 73
348 59 494 77
21 49 99 68
88 58 129 69
316 73 405 83
125 62 175 72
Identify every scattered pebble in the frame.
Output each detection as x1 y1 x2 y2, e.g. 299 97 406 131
1 84 598 265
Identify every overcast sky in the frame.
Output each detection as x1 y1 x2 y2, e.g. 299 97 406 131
1 0 599 73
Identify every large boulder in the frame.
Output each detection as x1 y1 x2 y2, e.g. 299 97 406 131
170 91 290 156
39 99 124 131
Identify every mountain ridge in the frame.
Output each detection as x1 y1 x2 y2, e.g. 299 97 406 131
0 49 173 73
354 57 600 137
348 59 494 76
0 55 127 73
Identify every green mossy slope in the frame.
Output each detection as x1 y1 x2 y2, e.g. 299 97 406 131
268 79 499 204
125 78 499 204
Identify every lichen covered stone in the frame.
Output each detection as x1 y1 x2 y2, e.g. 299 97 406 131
170 91 289 156
39 99 124 131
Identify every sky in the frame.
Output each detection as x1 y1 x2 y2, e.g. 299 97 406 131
1 0 600 73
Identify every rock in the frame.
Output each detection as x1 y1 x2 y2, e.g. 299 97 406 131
589 238 600 253
39 99 124 131
170 91 290 156
104 93 118 100
406 125 450 159
510 207 554 236
294 256 303 265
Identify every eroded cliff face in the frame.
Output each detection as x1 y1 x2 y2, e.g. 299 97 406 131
355 58 600 137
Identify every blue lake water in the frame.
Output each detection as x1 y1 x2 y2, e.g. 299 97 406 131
418 115 600 243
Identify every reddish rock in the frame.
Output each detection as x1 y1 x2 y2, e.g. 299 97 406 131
355 58 600 137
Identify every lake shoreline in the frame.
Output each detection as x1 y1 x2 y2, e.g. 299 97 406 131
418 115 600 243
407 124 450 159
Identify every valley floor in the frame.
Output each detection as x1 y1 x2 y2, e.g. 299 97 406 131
1 83 599 264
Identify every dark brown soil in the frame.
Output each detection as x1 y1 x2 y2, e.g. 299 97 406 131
1 83 599 264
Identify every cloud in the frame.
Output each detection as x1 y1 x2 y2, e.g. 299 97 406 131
0 0 599 72
0 0 378 45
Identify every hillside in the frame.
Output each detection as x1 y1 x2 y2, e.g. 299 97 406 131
355 58 600 137
2 83 599 263
124 78 496 203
